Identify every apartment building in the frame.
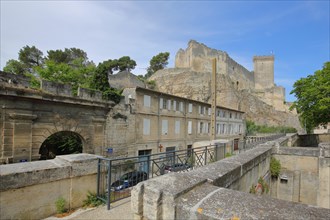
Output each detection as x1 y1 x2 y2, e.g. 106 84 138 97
106 87 245 159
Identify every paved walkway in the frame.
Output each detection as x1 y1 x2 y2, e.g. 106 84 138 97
45 197 133 220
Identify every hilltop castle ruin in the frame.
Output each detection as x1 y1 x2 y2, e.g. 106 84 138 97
150 40 301 130
175 40 286 111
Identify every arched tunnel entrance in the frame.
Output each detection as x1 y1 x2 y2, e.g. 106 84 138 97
39 131 83 160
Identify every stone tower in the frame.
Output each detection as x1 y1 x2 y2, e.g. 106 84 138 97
253 55 275 90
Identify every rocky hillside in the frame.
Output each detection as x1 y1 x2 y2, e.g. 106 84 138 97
150 68 303 132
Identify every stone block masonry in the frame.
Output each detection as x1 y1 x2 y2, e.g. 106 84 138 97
131 137 330 219
0 154 100 220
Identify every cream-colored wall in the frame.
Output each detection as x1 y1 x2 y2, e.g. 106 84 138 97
272 154 320 206
132 89 245 154
0 174 97 220
0 154 99 220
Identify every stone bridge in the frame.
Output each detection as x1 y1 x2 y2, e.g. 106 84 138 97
0 71 114 164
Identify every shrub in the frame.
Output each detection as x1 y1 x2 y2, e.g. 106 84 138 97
225 152 232 158
249 184 256 194
258 177 269 194
246 120 297 135
270 157 281 178
83 192 105 208
55 197 67 214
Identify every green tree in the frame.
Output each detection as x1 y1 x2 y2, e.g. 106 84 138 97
18 45 44 70
3 59 26 75
3 45 44 75
290 62 330 133
46 48 90 67
145 52 170 78
116 56 137 72
90 60 122 103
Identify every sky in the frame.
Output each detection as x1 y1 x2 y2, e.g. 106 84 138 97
1 1 329 102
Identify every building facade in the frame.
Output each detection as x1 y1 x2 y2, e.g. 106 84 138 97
106 87 245 159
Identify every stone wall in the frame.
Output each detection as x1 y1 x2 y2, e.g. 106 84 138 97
150 68 302 131
175 40 255 91
0 73 112 163
271 144 330 209
109 70 145 90
131 137 330 219
0 71 31 88
0 154 99 220
253 55 275 89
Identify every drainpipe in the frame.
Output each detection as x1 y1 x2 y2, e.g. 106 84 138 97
1 105 5 160
157 93 162 152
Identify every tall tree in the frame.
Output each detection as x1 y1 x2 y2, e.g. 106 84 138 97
3 45 44 75
117 56 137 72
18 45 44 69
90 60 122 103
3 59 26 75
145 52 170 78
290 62 330 133
46 48 90 67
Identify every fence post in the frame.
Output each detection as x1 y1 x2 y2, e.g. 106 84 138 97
97 158 100 197
147 155 151 180
204 146 208 165
107 160 111 210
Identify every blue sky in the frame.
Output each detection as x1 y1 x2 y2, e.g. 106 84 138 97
1 1 329 102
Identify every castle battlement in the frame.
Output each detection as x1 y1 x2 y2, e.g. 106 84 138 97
253 55 275 61
174 40 286 112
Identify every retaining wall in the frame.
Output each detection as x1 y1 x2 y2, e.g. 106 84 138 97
0 154 99 220
131 138 330 219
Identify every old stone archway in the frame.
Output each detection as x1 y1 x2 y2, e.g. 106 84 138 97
39 131 84 160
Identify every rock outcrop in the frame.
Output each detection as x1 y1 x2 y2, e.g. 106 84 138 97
150 68 302 132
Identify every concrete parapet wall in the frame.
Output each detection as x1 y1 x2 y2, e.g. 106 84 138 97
175 186 329 219
272 143 330 209
41 80 73 96
132 143 278 220
132 138 330 219
77 87 103 101
0 154 99 219
0 71 31 88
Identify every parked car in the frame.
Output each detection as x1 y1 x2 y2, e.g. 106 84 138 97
160 163 192 175
111 171 147 191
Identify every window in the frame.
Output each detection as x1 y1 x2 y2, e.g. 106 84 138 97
188 121 192 134
228 124 232 134
198 122 204 134
173 100 177 111
199 106 205 115
208 108 211 116
175 120 180 134
217 110 221 117
144 95 151 107
163 98 167 109
188 103 193 113
143 118 150 135
159 98 163 109
229 112 232 118
216 123 220 134
220 124 225 134
208 122 210 134
179 102 184 112
167 99 171 110
162 120 168 135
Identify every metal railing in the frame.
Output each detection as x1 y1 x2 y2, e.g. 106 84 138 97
96 133 285 209
96 144 219 210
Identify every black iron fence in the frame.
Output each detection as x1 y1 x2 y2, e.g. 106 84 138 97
97 133 285 209
96 144 220 210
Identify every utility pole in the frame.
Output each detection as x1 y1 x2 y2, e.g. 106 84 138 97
211 58 217 141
